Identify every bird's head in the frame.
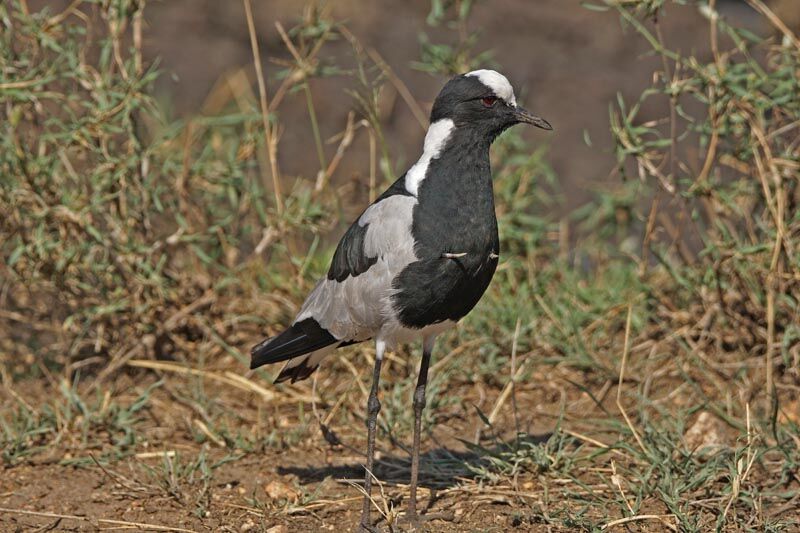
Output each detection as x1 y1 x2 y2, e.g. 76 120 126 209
430 69 552 141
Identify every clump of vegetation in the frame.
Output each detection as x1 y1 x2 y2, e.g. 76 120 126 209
602 0 800 406
0 0 332 379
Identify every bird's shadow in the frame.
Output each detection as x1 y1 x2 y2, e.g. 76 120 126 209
278 432 552 490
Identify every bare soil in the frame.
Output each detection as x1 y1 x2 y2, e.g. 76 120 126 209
1 371 591 533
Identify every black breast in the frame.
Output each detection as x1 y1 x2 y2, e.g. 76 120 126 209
392 131 499 328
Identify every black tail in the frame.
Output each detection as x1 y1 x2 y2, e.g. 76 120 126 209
250 317 338 370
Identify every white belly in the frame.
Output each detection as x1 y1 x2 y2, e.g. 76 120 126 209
378 318 456 349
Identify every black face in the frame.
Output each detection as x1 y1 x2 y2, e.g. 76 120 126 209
430 74 552 140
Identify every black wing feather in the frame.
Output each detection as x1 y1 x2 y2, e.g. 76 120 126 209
250 318 337 369
327 221 377 282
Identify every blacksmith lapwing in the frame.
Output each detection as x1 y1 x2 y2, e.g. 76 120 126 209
251 69 551 530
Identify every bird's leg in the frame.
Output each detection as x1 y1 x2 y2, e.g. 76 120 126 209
407 343 432 523
360 341 385 531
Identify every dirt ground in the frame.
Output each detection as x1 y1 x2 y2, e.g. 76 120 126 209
1 371 598 533
0 442 566 532
4 342 767 532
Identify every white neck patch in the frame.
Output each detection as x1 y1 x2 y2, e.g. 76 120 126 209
466 69 517 107
404 118 455 196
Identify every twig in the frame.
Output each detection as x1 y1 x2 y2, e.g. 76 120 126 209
89 453 148 493
720 404 757 523
107 5 129 82
766 281 776 413
616 305 648 455
274 21 328 178
135 451 177 459
610 460 634 515
132 1 144 76
193 419 226 447
243 0 283 214
653 18 678 183
163 292 217 331
254 225 278 256
0 507 198 533
692 87 720 189
562 429 612 450
601 514 677 531
510 318 521 434
43 0 82 29
745 0 800 50
343 469 395 525
639 195 659 277
368 126 377 203
366 48 429 130
2 382 36 412
125 359 276 401
315 112 360 194
0 78 47 90
430 338 485 374
487 358 529 426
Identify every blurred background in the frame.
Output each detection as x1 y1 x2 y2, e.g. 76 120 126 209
143 0 776 210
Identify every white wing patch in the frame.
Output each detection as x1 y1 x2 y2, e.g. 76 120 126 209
359 195 418 262
466 69 517 107
404 118 455 196
296 195 418 343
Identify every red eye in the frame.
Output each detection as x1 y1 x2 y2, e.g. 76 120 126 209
481 96 498 108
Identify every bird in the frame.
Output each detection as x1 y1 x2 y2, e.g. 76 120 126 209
250 69 551 531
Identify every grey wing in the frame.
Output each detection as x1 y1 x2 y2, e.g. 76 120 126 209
295 194 419 341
